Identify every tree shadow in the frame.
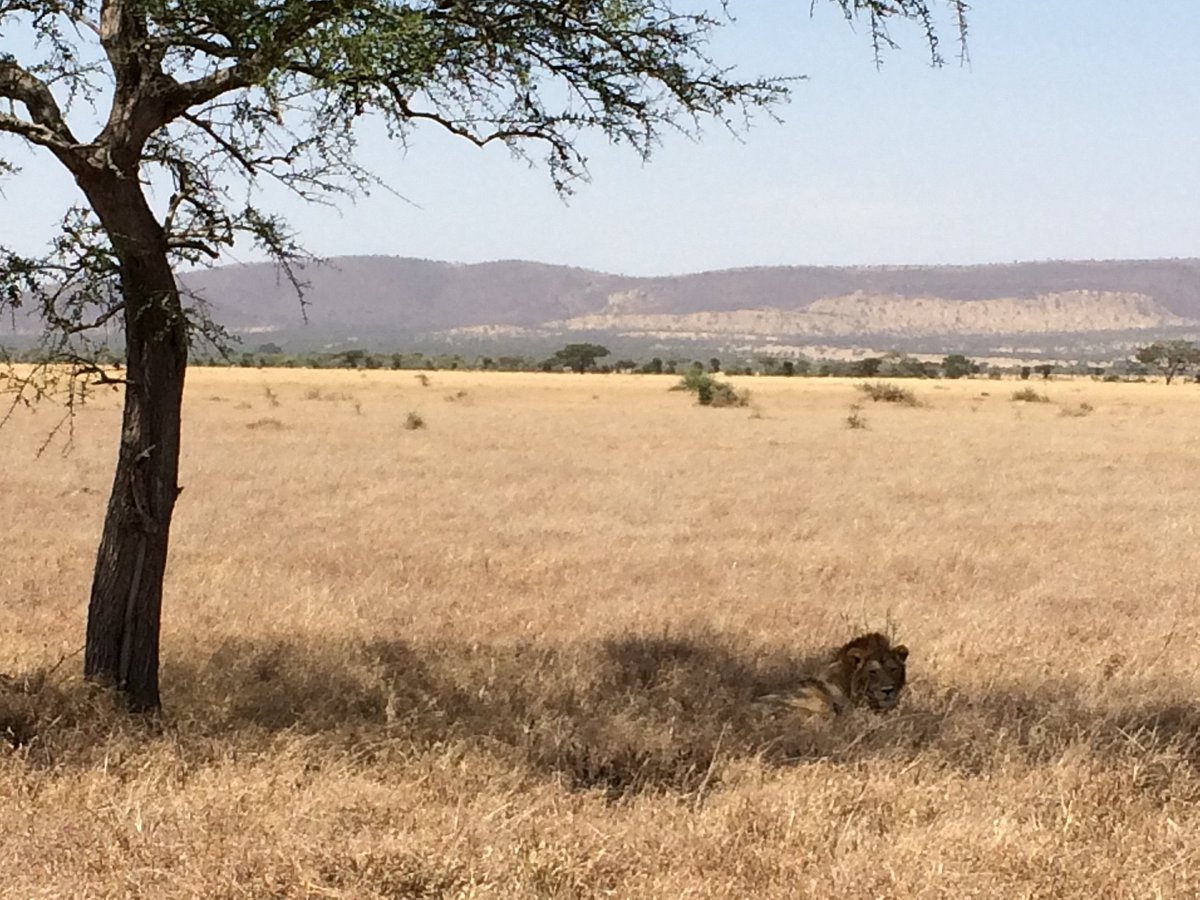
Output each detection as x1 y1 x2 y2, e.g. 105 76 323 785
143 630 843 796
8 632 1200 801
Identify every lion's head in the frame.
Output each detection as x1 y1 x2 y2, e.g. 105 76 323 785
834 632 909 712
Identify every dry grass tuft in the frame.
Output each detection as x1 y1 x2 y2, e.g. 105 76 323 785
246 417 288 430
1012 386 1051 403
1060 401 1096 417
3 370 1200 896
857 381 921 405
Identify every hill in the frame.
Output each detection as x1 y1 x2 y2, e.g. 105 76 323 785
8 256 1200 359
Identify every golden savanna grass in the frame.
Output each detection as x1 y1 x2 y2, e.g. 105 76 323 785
3 368 1200 898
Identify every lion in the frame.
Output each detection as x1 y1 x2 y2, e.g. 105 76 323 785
759 632 909 716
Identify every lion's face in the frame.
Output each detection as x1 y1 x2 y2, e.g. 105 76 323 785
844 636 909 712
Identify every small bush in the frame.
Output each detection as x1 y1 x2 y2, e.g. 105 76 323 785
415 373 431 387
676 370 749 407
846 404 867 430
675 367 710 394
404 411 426 430
709 382 750 408
1011 387 1050 403
857 382 919 406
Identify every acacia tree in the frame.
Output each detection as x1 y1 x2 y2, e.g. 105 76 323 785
941 353 976 379
1 0 965 710
1134 341 1200 385
551 342 610 373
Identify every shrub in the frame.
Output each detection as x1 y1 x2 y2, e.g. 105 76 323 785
846 404 868 430
857 382 919 406
676 367 710 395
404 411 426 430
676 370 749 407
709 382 750 408
1011 387 1050 403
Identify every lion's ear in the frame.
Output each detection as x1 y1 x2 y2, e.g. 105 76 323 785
893 644 909 662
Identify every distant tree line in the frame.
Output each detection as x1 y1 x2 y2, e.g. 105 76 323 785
10 341 1199 383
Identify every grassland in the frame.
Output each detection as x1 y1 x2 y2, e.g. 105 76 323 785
3 369 1200 898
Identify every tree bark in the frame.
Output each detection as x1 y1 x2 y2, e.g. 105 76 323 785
81 173 187 712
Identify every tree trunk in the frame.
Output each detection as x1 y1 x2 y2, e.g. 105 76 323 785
81 175 188 712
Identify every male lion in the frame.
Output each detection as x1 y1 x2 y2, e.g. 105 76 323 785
760 632 909 716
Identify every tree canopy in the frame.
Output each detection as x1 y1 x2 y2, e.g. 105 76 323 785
551 342 610 373
1134 341 1200 385
1 0 968 709
941 354 977 379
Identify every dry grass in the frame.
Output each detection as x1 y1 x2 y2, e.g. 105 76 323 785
3 370 1200 898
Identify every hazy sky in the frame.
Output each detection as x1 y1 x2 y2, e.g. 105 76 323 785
2 2 1198 276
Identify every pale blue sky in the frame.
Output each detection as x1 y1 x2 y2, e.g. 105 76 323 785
2 2 1198 276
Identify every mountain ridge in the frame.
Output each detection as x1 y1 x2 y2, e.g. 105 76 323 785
7 255 1198 357
175 255 1200 354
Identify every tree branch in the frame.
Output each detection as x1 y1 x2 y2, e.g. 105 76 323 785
179 111 259 175
0 58 78 144
47 301 126 335
166 238 219 259
391 91 556 150
162 1 353 118
0 111 76 151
